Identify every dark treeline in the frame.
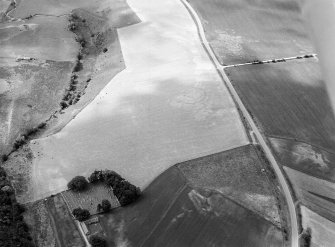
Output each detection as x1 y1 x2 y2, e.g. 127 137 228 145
0 167 35 247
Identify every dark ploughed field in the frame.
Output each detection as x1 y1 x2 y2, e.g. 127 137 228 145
97 147 285 247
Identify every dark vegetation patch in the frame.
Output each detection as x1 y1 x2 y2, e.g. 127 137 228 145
89 234 107 247
300 228 312 247
97 166 283 247
72 208 90 222
0 166 34 247
177 144 285 228
67 176 89 192
225 60 335 165
23 200 56 247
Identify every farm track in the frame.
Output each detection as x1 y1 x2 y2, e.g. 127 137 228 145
180 0 299 246
223 54 317 68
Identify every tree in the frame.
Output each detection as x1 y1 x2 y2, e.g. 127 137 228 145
88 235 107 247
72 208 90 222
67 176 88 192
301 228 311 247
101 200 111 213
88 170 103 183
119 189 140 206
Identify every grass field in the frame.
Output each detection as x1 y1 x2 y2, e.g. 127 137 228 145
188 0 314 65
24 200 56 247
24 194 85 247
45 194 85 247
62 183 119 215
301 206 335 247
26 0 248 201
0 59 73 154
98 163 283 247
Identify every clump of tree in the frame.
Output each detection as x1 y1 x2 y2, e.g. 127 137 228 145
101 199 111 212
67 176 88 192
73 60 83 72
1 154 8 162
89 234 107 247
72 208 90 222
0 167 35 247
13 135 27 150
300 228 311 247
88 170 141 206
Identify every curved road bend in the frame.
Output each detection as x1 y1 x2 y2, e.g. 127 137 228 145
180 0 299 246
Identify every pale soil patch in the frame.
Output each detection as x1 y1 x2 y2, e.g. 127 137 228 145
284 166 335 221
0 16 78 61
11 0 140 28
301 205 335 247
28 0 248 202
271 137 335 181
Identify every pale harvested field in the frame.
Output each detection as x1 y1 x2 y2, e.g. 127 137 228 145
28 0 248 201
188 0 314 65
301 206 335 247
284 167 335 222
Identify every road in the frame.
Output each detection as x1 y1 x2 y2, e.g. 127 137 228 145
180 0 299 246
